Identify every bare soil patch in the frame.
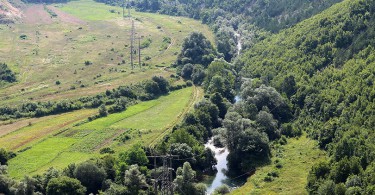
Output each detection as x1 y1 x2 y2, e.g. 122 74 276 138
22 5 52 24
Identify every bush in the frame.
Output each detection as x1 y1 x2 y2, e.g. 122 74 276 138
98 104 108 117
186 81 193 87
46 176 86 195
99 147 115 154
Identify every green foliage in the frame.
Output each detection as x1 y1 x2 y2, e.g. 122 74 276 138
176 32 216 67
46 176 86 195
119 144 148 166
213 184 230 195
235 0 375 192
123 165 148 194
99 104 108 117
0 63 16 85
174 162 207 195
73 161 106 194
0 149 10 165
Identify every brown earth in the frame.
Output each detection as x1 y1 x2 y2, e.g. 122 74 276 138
22 4 53 24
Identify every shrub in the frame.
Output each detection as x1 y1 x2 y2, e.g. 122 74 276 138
100 147 115 154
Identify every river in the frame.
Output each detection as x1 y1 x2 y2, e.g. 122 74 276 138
205 96 242 194
204 139 230 194
234 32 242 56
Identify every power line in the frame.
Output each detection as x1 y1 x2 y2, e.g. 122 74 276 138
148 154 179 195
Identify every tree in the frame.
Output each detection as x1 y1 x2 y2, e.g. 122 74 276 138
73 161 106 194
99 104 108 117
152 76 169 94
181 63 194 80
144 80 161 96
124 165 148 194
174 162 196 194
176 32 216 67
46 176 86 195
119 144 148 166
0 63 16 83
191 65 206 85
256 110 280 140
0 149 9 165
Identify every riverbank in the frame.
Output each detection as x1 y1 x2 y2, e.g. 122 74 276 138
231 134 326 195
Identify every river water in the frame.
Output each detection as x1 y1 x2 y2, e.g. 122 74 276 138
204 139 230 194
234 32 242 56
205 96 242 194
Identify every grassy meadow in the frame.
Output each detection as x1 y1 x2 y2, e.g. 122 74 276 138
231 135 327 195
0 0 213 106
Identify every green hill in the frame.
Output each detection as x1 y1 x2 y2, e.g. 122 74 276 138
238 0 375 193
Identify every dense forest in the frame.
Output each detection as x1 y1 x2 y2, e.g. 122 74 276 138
238 0 375 193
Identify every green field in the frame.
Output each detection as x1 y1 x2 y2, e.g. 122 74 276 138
231 135 327 195
0 0 213 106
5 87 202 178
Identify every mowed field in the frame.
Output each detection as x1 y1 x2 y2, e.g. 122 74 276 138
231 135 327 195
4 86 203 178
0 0 214 106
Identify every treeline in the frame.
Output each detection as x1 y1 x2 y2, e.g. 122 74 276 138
0 63 16 87
238 0 375 193
0 76 185 121
0 144 207 194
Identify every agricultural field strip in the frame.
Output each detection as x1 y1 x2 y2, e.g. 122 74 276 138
6 87 196 178
148 86 200 147
0 109 96 150
70 87 196 152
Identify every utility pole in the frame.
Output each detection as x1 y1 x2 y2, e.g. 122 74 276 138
148 154 179 195
137 37 142 68
127 0 131 17
122 0 125 18
130 19 135 70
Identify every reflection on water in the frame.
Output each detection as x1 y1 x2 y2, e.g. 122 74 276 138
204 139 230 194
205 96 245 194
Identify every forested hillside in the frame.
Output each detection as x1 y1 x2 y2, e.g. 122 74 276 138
238 0 375 193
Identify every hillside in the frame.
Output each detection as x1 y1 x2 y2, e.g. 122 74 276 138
96 0 343 62
0 0 213 107
0 0 23 23
238 0 375 193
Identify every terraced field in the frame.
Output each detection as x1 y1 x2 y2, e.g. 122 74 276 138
5 87 203 178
